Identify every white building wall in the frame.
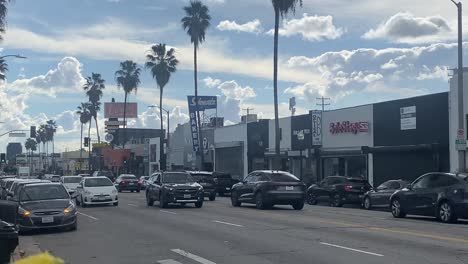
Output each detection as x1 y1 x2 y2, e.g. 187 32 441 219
449 70 468 172
148 137 161 174
214 123 248 177
268 117 292 151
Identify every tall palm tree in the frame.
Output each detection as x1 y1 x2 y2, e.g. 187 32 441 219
46 120 57 172
38 125 47 170
0 0 12 40
145 43 179 171
0 58 7 81
181 0 211 168
25 138 37 174
77 102 92 170
115 60 141 128
271 0 302 168
83 73 105 143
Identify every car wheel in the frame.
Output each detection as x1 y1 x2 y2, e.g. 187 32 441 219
81 196 87 208
195 200 203 208
131 190 134 193
292 201 305 210
159 194 168 208
137 189 140 193
391 199 406 218
113 201 119 206
146 194 154 206
75 197 81 206
118 188 122 193
330 193 342 207
218 192 225 197
231 191 241 207
255 192 266 210
438 201 457 223
363 196 372 210
307 192 318 205
209 193 216 201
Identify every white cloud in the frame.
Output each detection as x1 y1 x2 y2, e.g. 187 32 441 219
217 19 263 34
132 106 189 132
217 80 256 101
267 14 344 41
202 77 221 88
363 12 453 44
416 66 449 81
8 57 85 96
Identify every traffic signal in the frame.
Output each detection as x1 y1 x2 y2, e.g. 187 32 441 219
84 137 89 147
0 153 6 163
30 126 36 138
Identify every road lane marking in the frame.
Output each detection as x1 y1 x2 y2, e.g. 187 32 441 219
212 220 243 227
319 242 384 257
77 212 98 220
127 203 138 207
160 210 177 215
158 260 183 264
171 249 216 264
369 227 468 244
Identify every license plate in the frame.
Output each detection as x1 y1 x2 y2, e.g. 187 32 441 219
129 183 134 185
42 216 54 223
285 186 294 191
225 187 230 190
184 194 191 198
98 196 106 201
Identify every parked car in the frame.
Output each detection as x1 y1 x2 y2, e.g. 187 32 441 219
188 171 216 201
139 176 150 190
1 179 24 200
60 176 83 196
16 182 77 232
92 170 116 182
50 175 61 183
390 173 468 223
7 180 51 201
76 177 118 207
362 180 409 210
146 172 204 208
307 176 371 207
115 174 141 193
0 177 16 200
213 172 235 196
231 170 306 210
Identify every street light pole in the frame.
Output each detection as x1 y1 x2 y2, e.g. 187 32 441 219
0 54 27 59
452 0 466 172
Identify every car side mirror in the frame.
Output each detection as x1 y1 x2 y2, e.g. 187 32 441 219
7 192 13 197
70 192 78 199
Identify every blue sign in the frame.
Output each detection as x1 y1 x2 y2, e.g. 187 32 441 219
187 96 217 152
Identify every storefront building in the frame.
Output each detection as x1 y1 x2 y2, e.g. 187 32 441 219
214 123 248 180
247 119 269 172
266 117 292 170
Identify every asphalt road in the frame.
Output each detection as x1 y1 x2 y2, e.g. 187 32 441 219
26 192 468 264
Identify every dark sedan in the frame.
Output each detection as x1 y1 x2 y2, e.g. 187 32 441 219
16 183 77 232
307 176 371 207
362 180 409 210
390 173 468 223
115 174 141 192
231 170 306 210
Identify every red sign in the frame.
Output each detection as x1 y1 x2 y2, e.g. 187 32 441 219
330 121 369 134
104 103 138 118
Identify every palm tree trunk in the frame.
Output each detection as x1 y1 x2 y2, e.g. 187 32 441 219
273 7 281 170
123 92 128 149
95 115 101 143
159 87 165 171
52 137 55 173
88 121 92 172
46 141 49 170
80 123 83 171
194 44 205 170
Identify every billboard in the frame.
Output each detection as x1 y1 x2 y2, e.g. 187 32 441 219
187 96 218 152
104 103 138 118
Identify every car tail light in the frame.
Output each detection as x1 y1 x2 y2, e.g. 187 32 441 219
344 185 353 192
214 178 218 184
121 180 126 184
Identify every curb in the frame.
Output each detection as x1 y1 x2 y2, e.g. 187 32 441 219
11 236 42 262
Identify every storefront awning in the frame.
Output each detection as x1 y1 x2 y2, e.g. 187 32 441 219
363 143 439 154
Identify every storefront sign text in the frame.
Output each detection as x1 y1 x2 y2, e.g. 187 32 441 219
330 121 369 134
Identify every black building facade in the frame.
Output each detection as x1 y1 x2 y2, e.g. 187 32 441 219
247 119 269 172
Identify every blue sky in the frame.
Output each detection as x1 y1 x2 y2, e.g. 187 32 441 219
0 0 465 151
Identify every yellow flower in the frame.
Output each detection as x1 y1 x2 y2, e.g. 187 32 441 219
14 252 64 264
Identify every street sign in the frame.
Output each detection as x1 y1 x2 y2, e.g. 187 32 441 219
456 139 467 150
105 125 119 130
105 133 114 142
9 132 26 137
105 121 126 126
458 129 465 140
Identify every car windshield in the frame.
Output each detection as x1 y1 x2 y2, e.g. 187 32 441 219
191 174 212 182
85 178 113 187
268 173 300 182
163 173 195 184
63 177 82 183
121 176 136 180
20 185 69 201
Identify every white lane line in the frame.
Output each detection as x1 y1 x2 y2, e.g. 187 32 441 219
319 242 384 257
77 212 99 220
212 220 243 227
127 203 138 207
171 249 216 264
158 259 183 264
160 210 177 215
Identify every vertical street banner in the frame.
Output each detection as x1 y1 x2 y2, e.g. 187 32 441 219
187 96 217 152
311 110 322 146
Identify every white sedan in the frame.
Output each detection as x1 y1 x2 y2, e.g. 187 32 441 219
76 177 118 207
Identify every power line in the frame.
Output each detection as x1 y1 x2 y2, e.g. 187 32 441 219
316 96 331 112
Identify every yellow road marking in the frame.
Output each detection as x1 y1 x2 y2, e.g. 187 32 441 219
368 227 468 244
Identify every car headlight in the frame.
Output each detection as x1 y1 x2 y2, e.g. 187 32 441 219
198 186 203 191
84 190 92 195
64 203 75 214
112 189 117 194
18 206 31 217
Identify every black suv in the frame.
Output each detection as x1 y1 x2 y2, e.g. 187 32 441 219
390 173 468 223
92 170 116 182
307 176 371 207
231 170 306 210
213 172 237 196
188 171 216 201
146 172 204 208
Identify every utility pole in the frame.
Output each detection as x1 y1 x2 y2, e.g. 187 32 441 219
452 0 466 172
316 96 331 112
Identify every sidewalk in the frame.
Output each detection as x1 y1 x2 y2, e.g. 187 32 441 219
11 236 42 262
